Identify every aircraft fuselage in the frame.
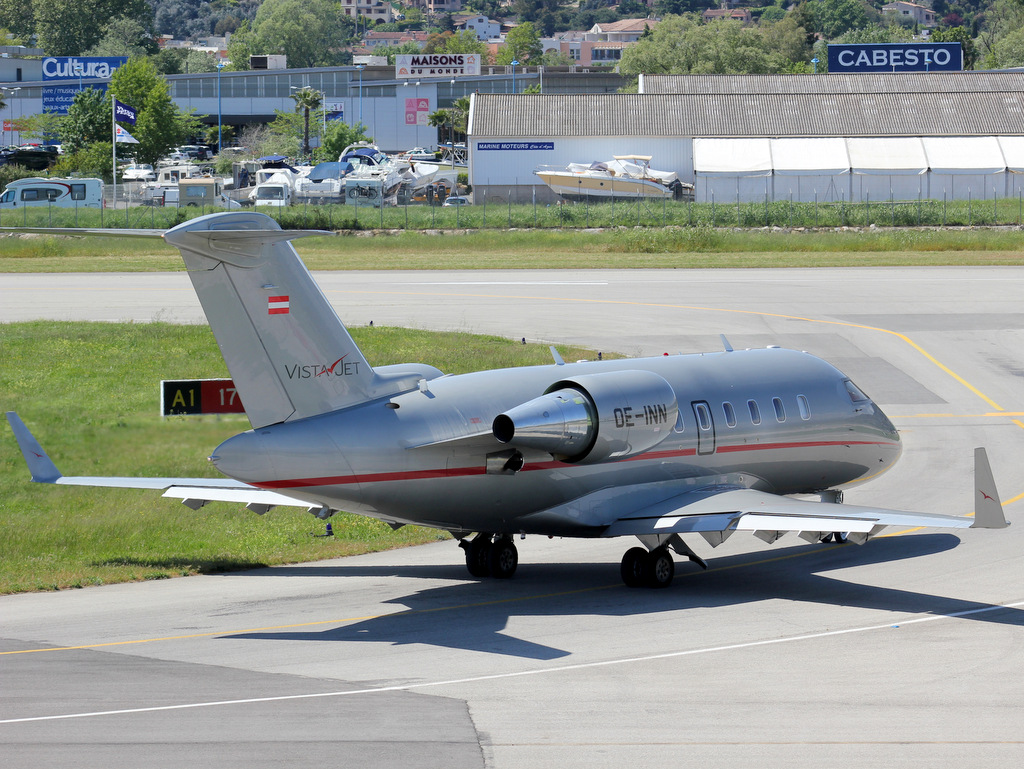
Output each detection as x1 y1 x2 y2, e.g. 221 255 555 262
210 346 901 535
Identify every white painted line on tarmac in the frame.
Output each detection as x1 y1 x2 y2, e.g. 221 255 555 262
3 598 1020 725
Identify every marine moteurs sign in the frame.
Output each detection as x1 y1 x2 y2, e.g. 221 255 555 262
827 43 962 73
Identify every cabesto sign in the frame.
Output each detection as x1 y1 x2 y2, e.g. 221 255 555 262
827 43 962 73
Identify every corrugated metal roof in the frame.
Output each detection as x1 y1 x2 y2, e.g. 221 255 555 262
472 92 1024 138
640 72 1024 95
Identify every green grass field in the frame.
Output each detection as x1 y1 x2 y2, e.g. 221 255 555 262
0 321 607 594
2 225 1024 273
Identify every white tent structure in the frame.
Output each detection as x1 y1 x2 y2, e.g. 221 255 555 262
693 136 1021 203
923 136 1005 201
847 137 928 202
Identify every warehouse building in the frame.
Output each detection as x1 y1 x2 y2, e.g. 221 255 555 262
468 72 1024 204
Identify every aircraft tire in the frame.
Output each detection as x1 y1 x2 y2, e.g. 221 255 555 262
465 536 492 578
646 548 675 589
620 547 648 588
489 538 518 579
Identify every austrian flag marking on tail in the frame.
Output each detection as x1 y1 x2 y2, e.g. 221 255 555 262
268 296 290 315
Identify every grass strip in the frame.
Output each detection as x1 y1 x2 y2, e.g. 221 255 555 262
2 226 1024 273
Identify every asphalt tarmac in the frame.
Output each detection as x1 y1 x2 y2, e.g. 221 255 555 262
3 265 1024 767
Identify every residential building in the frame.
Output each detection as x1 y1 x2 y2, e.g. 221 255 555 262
408 0 464 12
454 15 501 41
701 8 754 23
881 1 937 25
340 0 396 23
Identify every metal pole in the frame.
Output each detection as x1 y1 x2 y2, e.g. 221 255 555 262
217 62 225 153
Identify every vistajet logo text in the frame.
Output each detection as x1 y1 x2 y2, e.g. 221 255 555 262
284 356 360 379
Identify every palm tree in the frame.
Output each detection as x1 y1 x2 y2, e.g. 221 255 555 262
290 86 323 160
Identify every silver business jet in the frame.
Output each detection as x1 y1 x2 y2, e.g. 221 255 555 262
6 212 1009 588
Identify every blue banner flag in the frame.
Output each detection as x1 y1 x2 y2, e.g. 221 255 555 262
114 99 137 125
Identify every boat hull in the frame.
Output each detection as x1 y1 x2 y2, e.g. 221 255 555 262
535 171 675 200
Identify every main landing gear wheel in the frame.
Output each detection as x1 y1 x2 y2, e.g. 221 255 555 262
460 534 518 579
646 548 674 588
621 547 650 588
620 547 676 588
463 535 492 578
489 537 518 579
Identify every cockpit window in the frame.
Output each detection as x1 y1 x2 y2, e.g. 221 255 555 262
844 380 870 403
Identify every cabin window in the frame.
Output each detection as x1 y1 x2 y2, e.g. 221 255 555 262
773 397 786 422
70 184 86 201
673 410 684 433
20 189 41 201
0 190 12 203
694 402 712 431
797 394 811 420
844 379 870 403
747 399 761 425
722 401 736 428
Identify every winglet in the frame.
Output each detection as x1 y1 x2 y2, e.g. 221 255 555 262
5 412 62 483
973 447 1009 529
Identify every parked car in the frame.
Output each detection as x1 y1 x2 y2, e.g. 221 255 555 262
442 196 471 207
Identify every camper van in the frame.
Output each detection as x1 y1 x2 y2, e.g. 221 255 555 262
0 177 103 209
178 179 241 209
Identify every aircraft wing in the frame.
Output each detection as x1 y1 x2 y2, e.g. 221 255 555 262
602 486 982 542
524 448 1006 544
6 412 317 512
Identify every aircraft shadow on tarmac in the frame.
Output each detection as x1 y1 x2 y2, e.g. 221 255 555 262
225 534 1024 660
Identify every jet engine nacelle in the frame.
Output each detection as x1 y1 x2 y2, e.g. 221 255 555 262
492 370 679 464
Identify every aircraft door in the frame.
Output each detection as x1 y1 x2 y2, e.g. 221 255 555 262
691 400 716 455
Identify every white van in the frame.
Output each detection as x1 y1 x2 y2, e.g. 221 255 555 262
0 177 104 209
252 173 293 207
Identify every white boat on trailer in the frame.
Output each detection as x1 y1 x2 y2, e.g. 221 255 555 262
534 155 693 201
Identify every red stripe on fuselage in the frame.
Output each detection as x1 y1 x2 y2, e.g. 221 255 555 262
251 439 897 492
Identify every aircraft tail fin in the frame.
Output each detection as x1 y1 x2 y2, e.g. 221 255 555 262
973 447 1009 528
163 213 375 429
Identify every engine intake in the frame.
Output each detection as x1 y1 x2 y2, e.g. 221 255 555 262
492 370 679 464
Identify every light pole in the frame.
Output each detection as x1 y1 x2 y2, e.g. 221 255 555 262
5 86 21 144
356 64 364 124
811 57 819 74
511 59 519 94
73 63 83 92
217 61 226 153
